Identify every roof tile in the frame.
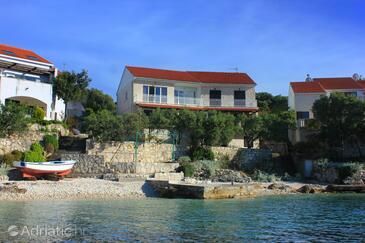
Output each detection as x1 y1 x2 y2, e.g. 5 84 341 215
126 66 255 85
0 44 52 64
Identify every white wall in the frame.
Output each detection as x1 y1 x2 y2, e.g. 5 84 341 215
116 68 134 114
0 76 65 120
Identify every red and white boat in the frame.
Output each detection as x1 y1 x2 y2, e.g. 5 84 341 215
13 160 77 178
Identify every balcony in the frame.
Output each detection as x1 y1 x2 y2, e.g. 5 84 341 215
143 94 167 104
140 95 257 109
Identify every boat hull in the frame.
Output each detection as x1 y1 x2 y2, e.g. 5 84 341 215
13 161 76 178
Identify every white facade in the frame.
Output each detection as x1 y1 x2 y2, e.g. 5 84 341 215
0 51 65 120
117 67 258 114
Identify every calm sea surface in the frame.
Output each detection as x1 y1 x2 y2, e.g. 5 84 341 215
0 194 364 242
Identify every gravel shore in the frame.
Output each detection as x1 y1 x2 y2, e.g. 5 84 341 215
0 178 156 201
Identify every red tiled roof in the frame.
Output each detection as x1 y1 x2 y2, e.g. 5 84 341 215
0 44 52 64
290 81 325 93
291 77 365 93
357 81 365 89
313 77 362 90
126 66 256 85
136 102 259 112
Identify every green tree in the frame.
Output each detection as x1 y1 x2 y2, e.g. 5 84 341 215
256 92 288 113
83 88 116 113
54 70 90 103
148 108 173 130
83 109 125 142
0 102 29 137
237 114 263 148
312 92 365 158
261 111 296 142
121 111 148 138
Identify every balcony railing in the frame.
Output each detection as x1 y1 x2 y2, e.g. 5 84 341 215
174 97 200 106
141 95 257 108
143 94 167 104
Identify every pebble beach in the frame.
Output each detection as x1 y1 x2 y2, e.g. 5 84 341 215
0 178 156 201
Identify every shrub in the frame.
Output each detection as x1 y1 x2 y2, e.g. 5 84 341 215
0 102 29 137
23 143 45 162
177 156 191 163
43 134 59 151
45 143 55 155
336 163 363 182
251 170 281 182
180 162 195 177
33 107 45 122
191 146 215 161
2 150 23 167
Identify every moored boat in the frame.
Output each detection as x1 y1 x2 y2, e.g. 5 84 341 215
13 160 77 178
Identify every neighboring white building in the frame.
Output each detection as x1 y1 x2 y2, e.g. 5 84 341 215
116 66 258 114
288 74 365 143
0 44 65 120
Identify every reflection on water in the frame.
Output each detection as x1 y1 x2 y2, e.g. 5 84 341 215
0 194 364 242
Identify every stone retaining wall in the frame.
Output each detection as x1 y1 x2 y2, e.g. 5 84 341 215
0 124 68 156
211 146 241 160
86 140 188 163
233 149 272 170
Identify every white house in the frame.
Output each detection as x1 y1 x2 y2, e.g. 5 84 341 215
0 44 65 120
116 66 258 114
288 74 365 143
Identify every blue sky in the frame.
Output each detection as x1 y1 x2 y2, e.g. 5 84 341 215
1 0 364 98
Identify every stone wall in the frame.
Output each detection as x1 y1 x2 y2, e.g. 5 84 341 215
232 149 272 171
62 153 180 177
211 146 240 160
0 123 68 156
61 153 105 177
86 140 188 163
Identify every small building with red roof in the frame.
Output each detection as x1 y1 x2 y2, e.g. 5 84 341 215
116 66 258 114
289 74 365 143
0 44 65 120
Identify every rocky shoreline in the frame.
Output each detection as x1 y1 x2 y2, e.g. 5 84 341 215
0 177 347 201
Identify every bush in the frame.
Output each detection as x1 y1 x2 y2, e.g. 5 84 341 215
251 170 281 182
0 102 29 137
180 162 195 177
191 146 215 161
43 134 59 151
336 163 363 182
23 143 45 162
2 150 24 167
177 156 191 163
33 107 45 122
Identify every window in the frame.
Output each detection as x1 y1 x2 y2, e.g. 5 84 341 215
234 90 246 106
143 85 167 103
2 50 16 56
27 55 40 61
234 90 245 100
125 91 128 101
296 111 310 119
174 87 197 105
209 90 221 106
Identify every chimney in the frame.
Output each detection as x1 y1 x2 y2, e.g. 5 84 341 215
305 74 312 82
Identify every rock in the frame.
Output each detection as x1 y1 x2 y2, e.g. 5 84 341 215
268 183 291 191
211 169 251 183
0 175 8 181
297 185 323 193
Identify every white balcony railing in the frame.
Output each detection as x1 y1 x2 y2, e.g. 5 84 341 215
143 94 167 104
141 95 257 108
174 97 200 106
